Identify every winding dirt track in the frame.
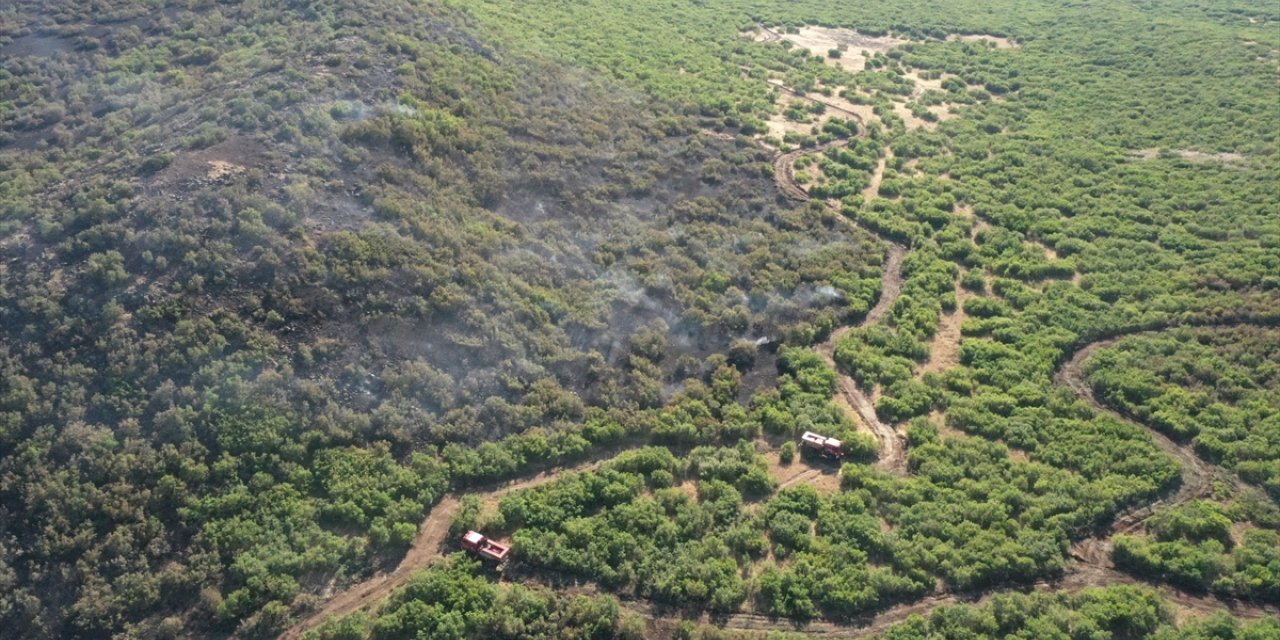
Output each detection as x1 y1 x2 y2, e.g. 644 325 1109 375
631 563 1275 639
766 79 867 122
765 139 1279 627
773 119 909 474
1057 321 1279 566
814 245 907 474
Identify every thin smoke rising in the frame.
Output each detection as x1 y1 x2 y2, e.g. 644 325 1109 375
815 285 843 300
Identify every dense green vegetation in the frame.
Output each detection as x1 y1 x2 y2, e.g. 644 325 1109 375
1085 327 1280 498
305 556 646 640
0 1 884 636
0 0 1276 637
447 375 1178 620
314 566 1280 640
1114 498 1280 603
1082 327 1280 602
876 588 1280 640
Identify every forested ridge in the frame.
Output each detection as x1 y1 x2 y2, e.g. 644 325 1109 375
0 0 1277 638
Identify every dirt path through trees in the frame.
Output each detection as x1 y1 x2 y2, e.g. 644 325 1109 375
1054 322 1280 566
813 246 907 474
626 562 1275 639
862 148 891 203
770 134 1279 623
280 456 617 639
765 79 867 122
775 135 908 473
917 285 967 379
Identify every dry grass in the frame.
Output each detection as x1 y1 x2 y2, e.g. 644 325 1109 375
759 440 842 494
946 34 1018 49
1130 148 1247 163
778 27 909 73
764 96 821 141
206 160 246 180
918 285 968 378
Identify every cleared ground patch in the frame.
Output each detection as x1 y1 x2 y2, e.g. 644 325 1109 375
947 33 1019 49
1130 148 1247 163
761 444 842 494
918 284 968 378
775 26 909 73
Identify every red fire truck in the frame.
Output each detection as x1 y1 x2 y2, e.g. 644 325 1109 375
460 530 510 563
800 431 845 459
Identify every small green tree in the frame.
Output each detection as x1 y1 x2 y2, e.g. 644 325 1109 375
779 442 796 465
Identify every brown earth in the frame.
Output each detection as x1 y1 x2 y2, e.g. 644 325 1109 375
623 562 1273 639
946 34 1019 49
772 26 910 74
1054 321 1277 560
1130 148 1246 164
861 147 891 203
766 79 868 122
917 285 968 378
761 439 842 494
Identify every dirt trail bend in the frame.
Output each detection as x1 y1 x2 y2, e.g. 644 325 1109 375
772 129 1277 617
813 246 907 474
280 456 614 639
1055 322 1280 565
766 79 867 122
612 560 1278 639
774 134 908 474
772 139 853 202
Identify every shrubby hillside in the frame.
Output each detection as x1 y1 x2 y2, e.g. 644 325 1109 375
0 1 882 636
0 0 1276 638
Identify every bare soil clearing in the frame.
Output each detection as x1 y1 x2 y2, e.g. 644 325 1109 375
946 34 1019 49
775 27 909 73
152 136 264 188
206 160 246 181
769 452 841 493
740 26 781 44
918 285 968 378
1130 148 1247 164
762 83 869 144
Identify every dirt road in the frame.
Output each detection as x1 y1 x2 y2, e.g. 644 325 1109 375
773 134 909 474
765 79 868 122
280 456 616 639
1056 322 1280 565
812 246 907 474
618 560 1276 639
771 133 1279 626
